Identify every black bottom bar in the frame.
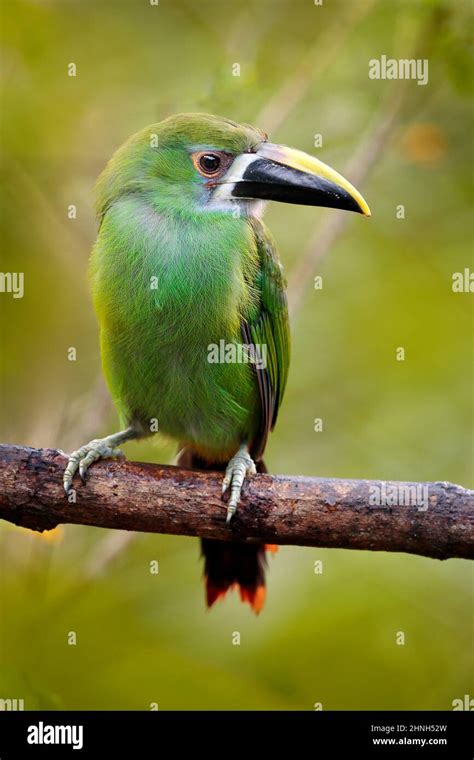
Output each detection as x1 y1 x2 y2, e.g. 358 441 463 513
0 711 471 757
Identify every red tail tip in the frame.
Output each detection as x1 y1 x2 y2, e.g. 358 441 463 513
239 584 266 614
206 582 266 614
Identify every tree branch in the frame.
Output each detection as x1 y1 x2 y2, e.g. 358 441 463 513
0 445 472 561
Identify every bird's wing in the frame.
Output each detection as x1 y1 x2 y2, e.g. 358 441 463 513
242 218 290 461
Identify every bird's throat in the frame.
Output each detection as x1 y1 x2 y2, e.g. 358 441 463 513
92 196 259 347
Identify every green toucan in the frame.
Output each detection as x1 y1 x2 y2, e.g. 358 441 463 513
64 113 370 613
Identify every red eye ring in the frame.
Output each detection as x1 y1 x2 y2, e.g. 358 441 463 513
191 151 232 179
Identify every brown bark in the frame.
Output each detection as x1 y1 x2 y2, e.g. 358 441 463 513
0 444 472 560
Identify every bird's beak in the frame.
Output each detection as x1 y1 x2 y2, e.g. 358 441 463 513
224 142 370 216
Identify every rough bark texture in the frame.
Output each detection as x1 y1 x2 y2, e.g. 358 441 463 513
0 444 472 561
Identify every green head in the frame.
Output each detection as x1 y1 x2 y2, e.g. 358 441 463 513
96 112 370 219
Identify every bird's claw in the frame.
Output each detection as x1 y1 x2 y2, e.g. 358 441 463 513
63 438 124 494
221 445 256 523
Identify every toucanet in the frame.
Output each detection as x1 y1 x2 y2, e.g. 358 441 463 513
64 113 370 613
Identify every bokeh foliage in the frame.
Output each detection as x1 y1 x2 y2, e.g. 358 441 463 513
0 0 472 709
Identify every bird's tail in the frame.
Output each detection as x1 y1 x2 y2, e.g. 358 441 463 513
176 446 277 614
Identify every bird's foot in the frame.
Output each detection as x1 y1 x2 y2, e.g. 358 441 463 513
222 444 257 524
63 429 134 494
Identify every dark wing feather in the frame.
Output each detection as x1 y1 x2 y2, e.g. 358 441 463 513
243 218 290 460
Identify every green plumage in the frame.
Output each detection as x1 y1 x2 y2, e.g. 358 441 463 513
63 111 368 610
90 113 290 462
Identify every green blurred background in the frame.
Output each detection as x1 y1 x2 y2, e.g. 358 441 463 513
1 0 472 710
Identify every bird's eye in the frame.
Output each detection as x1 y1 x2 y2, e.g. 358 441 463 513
199 154 221 174
191 150 232 179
